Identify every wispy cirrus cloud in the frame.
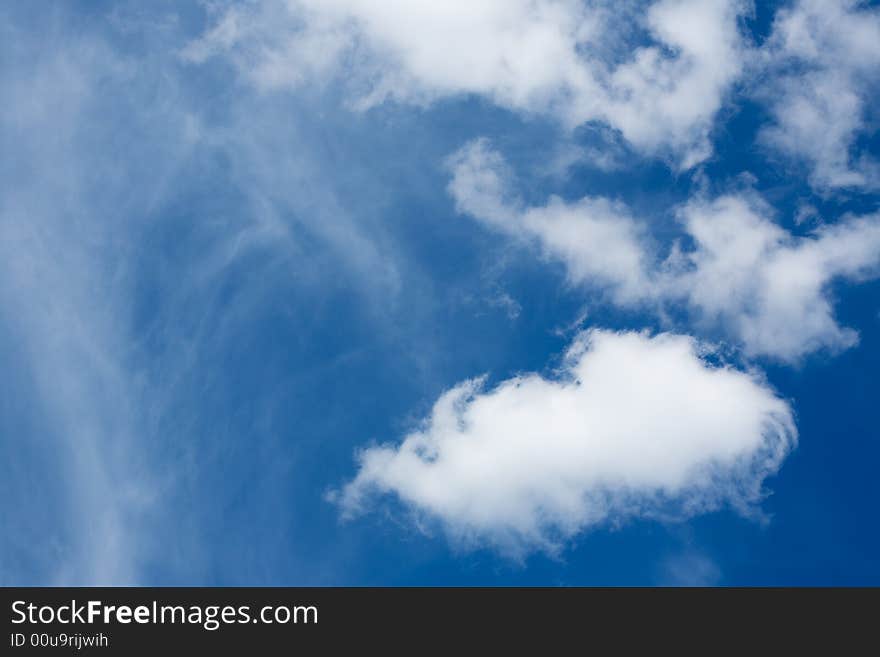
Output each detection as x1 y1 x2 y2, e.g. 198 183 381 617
0 25 166 584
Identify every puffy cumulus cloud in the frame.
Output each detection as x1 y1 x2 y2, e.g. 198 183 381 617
665 195 880 360
448 140 880 361
335 330 795 556
602 0 749 168
758 0 880 190
185 0 751 167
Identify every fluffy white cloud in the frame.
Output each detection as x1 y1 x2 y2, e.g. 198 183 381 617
186 0 751 167
758 0 880 190
665 195 880 360
602 0 748 168
337 330 795 555
448 140 880 360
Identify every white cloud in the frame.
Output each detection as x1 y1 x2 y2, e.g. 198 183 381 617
448 140 880 360
183 1 354 90
602 0 749 169
665 195 880 360
186 0 751 167
447 139 653 304
758 0 880 190
336 330 795 556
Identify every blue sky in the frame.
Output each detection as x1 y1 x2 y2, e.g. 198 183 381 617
2 0 879 585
